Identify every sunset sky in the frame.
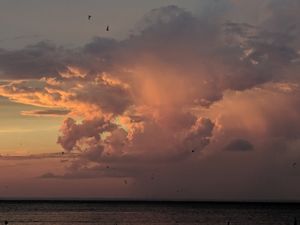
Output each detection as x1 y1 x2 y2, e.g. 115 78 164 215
0 0 300 200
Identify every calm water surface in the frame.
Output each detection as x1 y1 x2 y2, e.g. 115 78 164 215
0 201 299 225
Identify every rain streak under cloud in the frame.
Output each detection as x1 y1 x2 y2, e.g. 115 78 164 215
0 0 300 200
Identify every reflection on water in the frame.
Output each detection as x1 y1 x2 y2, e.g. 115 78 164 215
0 201 299 225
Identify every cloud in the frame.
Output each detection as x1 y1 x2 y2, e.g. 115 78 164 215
0 34 41 43
264 0 300 33
21 109 70 117
0 42 67 79
38 168 127 179
0 2 299 198
57 117 116 152
55 113 215 171
224 139 254 151
39 172 59 179
0 152 77 160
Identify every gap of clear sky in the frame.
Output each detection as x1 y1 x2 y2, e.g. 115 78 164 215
0 0 201 49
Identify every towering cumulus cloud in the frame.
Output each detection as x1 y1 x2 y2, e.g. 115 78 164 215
0 0 300 196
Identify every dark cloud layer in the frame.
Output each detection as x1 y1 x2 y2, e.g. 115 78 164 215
0 42 68 79
224 139 254 151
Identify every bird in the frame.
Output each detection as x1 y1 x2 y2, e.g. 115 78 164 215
88 15 92 20
106 25 110 31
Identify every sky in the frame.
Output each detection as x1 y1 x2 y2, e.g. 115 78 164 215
0 0 300 200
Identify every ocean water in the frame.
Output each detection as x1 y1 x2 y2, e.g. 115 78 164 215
0 201 299 225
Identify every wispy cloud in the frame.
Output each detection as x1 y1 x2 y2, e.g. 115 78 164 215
21 109 70 117
0 152 78 160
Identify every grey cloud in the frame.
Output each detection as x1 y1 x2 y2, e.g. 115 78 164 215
0 42 68 79
21 109 70 117
224 139 254 151
57 118 116 152
83 37 118 55
265 0 300 33
72 82 133 115
0 4 298 104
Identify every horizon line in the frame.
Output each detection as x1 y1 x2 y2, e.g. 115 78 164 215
0 198 299 204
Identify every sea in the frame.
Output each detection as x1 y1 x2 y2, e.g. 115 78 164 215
0 201 299 225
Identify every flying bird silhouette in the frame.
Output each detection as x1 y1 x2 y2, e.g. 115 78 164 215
88 15 92 20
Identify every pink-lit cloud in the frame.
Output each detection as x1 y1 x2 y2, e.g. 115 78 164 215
0 1 300 199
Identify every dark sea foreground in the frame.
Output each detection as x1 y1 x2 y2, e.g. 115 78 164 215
0 201 299 225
